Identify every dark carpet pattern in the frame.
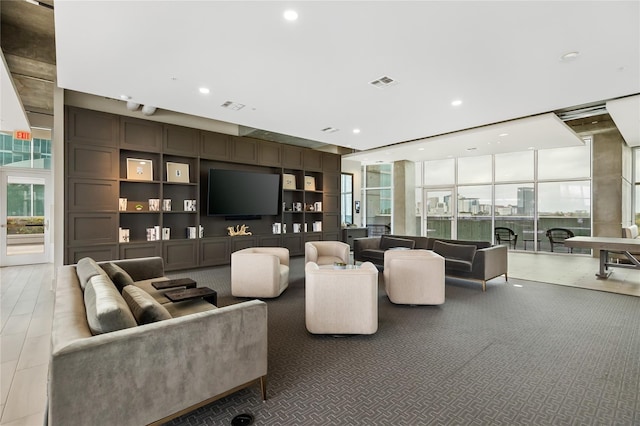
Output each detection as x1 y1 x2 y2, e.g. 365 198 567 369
165 258 640 425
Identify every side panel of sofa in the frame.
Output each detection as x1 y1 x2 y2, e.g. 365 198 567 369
353 237 381 263
49 300 268 426
475 245 508 281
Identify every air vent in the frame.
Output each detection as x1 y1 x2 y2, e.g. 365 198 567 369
369 76 397 88
221 101 245 111
321 127 339 133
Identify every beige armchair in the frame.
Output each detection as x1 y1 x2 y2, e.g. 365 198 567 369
305 241 351 266
383 249 445 305
231 247 289 298
305 261 378 334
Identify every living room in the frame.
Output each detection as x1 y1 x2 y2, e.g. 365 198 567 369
1 1 640 425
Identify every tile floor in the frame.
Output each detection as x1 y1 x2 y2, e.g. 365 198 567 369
1 252 639 425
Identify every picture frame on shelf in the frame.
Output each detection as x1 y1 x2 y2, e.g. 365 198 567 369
304 176 316 191
283 173 296 190
166 162 190 183
126 158 153 181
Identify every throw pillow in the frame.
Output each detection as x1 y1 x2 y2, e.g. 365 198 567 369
84 275 137 335
100 262 135 292
432 240 477 262
76 257 108 291
122 286 172 325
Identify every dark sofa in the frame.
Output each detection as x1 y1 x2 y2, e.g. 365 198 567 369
354 234 508 291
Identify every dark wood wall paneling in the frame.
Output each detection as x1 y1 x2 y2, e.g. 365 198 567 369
64 106 342 268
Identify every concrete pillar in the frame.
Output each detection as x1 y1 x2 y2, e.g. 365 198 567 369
393 161 416 235
592 130 627 239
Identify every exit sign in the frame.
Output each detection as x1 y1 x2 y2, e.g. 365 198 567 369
14 130 32 140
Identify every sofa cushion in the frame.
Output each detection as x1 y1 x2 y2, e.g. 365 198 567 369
122 286 172 325
101 262 135 292
84 275 137 335
76 257 107 291
133 277 172 304
433 240 477 265
164 300 217 317
379 236 416 251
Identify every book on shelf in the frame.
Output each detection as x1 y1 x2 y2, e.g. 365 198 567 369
186 226 197 239
118 228 130 243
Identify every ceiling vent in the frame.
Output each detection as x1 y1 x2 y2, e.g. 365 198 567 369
369 76 397 88
556 103 607 121
321 127 339 133
221 101 245 111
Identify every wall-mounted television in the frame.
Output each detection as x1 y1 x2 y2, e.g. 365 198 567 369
207 169 281 218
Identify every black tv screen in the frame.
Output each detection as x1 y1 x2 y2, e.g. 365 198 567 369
207 169 281 217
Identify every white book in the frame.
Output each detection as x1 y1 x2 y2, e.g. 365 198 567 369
162 227 170 240
119 228 130 243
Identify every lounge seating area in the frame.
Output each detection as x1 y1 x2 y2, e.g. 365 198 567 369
354 234 508 291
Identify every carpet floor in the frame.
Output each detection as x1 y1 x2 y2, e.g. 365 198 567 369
164 258 640 426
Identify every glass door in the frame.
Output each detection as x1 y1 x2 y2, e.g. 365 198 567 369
423 189 454 239
0 169 51 266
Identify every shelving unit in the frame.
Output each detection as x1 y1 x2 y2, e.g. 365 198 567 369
64 106 342 270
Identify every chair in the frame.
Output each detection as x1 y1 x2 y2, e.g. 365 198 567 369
494 227 518 249
305 241 351 266
231 247 289 297
305 261 378 334
546 228 575 253
383 249 445 305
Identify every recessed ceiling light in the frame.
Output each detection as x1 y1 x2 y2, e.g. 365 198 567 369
499 133 508 137
451 99 463 107
353 128 361 134
120 94 131 100
321 127 339 133
528 146 535 150
199 87 210 94
284 10 298 21
418 148 425 151
466 147 476 151
561 51 580 61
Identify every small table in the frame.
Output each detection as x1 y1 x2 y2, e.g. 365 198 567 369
152 278 197 290
164 287 217 305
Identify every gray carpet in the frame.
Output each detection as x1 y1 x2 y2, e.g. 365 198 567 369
165 258 640 425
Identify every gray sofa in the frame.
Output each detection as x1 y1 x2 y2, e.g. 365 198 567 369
49 256 267 426
354 235 508 291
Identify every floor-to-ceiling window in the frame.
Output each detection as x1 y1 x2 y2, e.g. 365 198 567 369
411 138 592 253
362 164 392 235
341 173 354 225
0 131 53 266
631 148 640 226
